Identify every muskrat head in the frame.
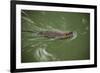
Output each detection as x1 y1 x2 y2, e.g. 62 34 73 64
65 31 77 40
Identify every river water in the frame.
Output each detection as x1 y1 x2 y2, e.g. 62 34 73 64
21 10 90 63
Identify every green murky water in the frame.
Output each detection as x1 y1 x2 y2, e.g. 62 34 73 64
21 10 90 63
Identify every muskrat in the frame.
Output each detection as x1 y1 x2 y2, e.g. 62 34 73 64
22 30 77 40
38 31 73 39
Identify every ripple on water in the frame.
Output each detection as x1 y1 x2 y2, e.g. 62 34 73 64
34 45 58 62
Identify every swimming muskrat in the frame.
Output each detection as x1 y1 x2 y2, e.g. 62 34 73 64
22 30 77 40
38 31 73 39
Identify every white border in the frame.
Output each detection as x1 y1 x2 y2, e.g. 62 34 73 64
16 4 95 69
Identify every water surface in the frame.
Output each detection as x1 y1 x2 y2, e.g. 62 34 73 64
21 10 90 63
